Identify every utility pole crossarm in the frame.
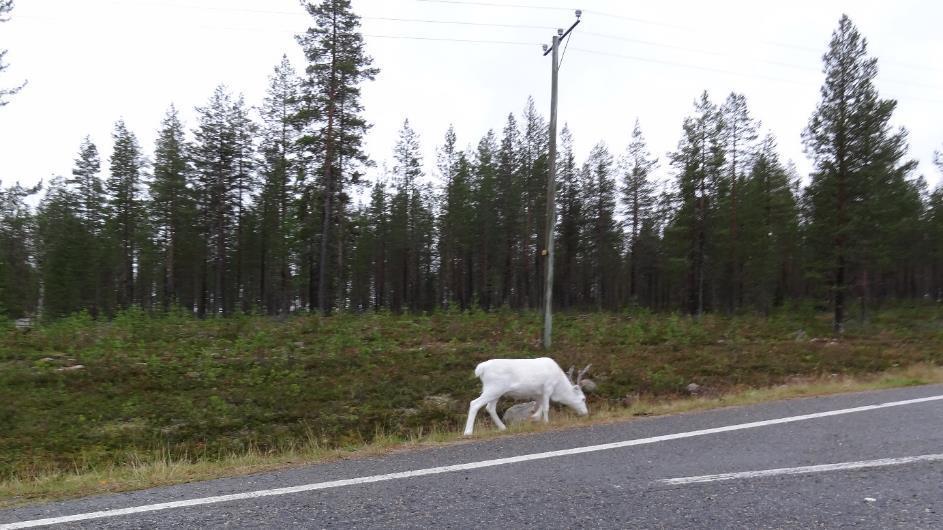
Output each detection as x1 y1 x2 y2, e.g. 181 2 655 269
542 14 581 56
541 9 580 350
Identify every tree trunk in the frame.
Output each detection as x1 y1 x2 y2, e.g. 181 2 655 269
317 12 339 316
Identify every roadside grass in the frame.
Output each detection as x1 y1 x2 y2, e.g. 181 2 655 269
1 305 942 507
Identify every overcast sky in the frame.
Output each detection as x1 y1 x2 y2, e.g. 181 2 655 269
1 0 941 201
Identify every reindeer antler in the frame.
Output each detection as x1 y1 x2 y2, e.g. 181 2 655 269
576 364 592 384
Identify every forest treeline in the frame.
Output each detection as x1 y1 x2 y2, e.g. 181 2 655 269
1 3 942 333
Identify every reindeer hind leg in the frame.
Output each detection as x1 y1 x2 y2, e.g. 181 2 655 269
464 395 489 435
486 400 507 430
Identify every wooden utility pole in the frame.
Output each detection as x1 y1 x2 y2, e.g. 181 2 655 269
542 11 580 349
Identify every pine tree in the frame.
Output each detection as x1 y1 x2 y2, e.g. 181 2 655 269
802 14 916 333
297 0 378 315
0 0 24 107
620 119 658 302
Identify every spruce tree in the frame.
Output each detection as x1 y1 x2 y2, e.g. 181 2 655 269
346 201 372 311
258 56 302 314
471 130 500 309
556 125 583 309
668 91 725 316
150 105 195 311
717 93 758 312
519 97 548 307
106 120 144 310
388 120 432 311
230 94 258 312
68 137 105 231
802 14 916 333
437 126 476 309
66 137 107 315
583 142 621 310
192 85 239 316
620 119 658 302
926 185 943 300
740 135 799 313
35 178 87 318
496 113 522 307
437 125 459 305
0 181 40 318
366 178 389 309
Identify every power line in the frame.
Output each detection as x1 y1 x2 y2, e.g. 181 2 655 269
361 32 943 96
415 0 943 74
362 16 553 31
415 0 571 12
580 30 814 72
23 1 943 84
365 34 539 47
362 31 943 97
576 33 943 92
102 0 302 17
570 47 808 86
582 9 693 32
571 9 826 54
570 47 943 103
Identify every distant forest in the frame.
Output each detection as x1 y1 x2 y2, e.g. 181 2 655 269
0 2 941 333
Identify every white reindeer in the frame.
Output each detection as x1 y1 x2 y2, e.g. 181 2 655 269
463 357 591 435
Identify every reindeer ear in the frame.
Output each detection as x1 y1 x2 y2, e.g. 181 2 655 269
567 366 575 383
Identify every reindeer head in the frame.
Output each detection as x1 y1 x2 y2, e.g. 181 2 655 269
564 364 592 416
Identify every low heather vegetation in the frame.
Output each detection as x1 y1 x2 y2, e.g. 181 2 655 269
2 305 941 485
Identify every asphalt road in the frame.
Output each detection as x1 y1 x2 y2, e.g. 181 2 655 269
3 384 943 529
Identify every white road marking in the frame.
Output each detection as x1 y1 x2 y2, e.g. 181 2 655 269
3 393 942 529
659 453 943 485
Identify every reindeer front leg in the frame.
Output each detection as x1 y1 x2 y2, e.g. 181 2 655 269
538 388 552 422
